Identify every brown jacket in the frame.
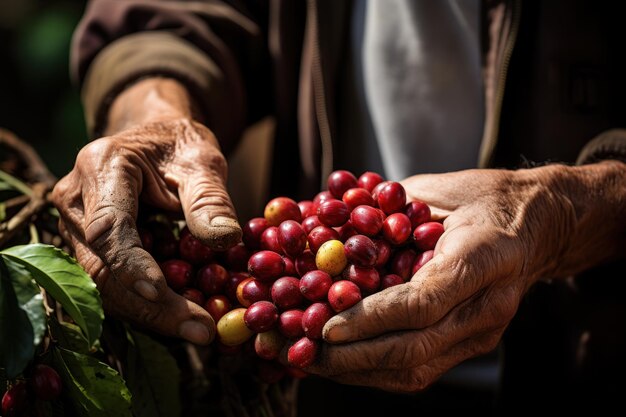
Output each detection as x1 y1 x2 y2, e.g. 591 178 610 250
72 0 626 414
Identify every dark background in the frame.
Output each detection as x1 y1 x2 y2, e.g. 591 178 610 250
0 0 87 178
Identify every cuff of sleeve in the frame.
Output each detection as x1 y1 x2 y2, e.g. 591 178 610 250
82 31 229 138
576 129 626 166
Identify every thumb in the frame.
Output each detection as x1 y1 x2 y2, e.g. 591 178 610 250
322 251 484 344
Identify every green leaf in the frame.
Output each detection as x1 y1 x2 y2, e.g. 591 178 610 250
2 258 47 346
0 202 5 221
0 258 46 378
49 317 91 355
1 244 103 347
52 347 132 417
125 328 181 417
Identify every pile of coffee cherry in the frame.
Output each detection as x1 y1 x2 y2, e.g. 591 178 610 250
149 170 443 380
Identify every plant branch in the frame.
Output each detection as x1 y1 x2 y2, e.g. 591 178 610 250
2 194 30 210
0 170 32 196
0 183 50 247
0 128 57 187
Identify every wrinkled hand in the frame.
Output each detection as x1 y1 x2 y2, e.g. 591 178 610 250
307 167 580 392
52 118 241 345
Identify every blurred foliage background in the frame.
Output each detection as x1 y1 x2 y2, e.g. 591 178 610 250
0 0 87 178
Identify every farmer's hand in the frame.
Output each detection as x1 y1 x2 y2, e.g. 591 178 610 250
52 78 241 345
307 161 625 392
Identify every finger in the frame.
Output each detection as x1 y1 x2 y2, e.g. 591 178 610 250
324 331 502 393
313 287 507 375
166 130 241 250
323 251 485 343
57 219 72 249
69 234 215 345
73 142 167 303
323 220 524 344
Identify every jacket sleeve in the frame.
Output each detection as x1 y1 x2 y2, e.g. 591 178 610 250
72 0 270 154
576 129 626 166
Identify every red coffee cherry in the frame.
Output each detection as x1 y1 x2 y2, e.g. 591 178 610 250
413 222 445 251
278 220 308 258
327 170 358 199
2 382 29 416
328 280 362 312
377 182 407 215
317 200 350 227
244 301 279 333
343 234 377 268
381 273 405 289
302 302 334 339
31 364 63 401
278 309 305 339
271 277 304 310
204 295 231 323
299 270 333 302
342 187 375 211
196 263 229 296
161 259 193 291
404 201 431 229
264 197 302 226
242 217 269 250
288 337 319 368
307 226 340 254
181 288 205 306
350 205 384 236
248 251 286 282
357 171 385 192
178 226 214 265
382 213 412 245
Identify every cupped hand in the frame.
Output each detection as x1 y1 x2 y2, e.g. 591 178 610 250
52 118 241 345
306 167 579 392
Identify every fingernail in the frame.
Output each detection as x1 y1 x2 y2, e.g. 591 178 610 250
324 317 351 343
208 216 242 250
210 216 240 230
134 280 158 301
178 321 212 345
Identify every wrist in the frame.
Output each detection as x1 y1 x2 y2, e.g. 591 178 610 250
105 77 203 136
523 161 626 280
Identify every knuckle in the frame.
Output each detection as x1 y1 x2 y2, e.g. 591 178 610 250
83 256 109 287
401 369 429 392
77 137 117 166
51 175 79 208
135 302 164 326
84 208 137 268
407 282 443 327
481 333 503 354
206 151 228 178
485 287 520 328
51 176 70 201
187 183 234 214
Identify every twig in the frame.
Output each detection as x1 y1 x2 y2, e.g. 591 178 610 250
183 343 212 416
40 287 54 316
55 301 64 324
286 379 300 417
185 343 207 377
0 183 50 247
0 170 32 196
0 128 57 187
259 384 277 417
2 194 30 210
